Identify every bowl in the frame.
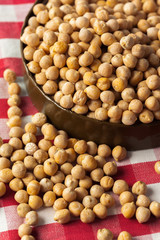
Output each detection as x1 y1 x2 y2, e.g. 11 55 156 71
20 0 160 150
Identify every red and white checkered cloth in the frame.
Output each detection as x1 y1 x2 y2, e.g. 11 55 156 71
0 0 160 239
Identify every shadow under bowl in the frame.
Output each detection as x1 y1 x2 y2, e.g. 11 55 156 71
20 0 160 150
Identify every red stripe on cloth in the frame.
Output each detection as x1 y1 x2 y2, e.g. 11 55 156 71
0 230 18 240
0 58 24 77
34 223 66 240
63 220 95 240
115 164 137 186
0 0 34 4
0 96 37 118
118 214 151 237
115 162 160 185
0 22 23 39
0 185 17 207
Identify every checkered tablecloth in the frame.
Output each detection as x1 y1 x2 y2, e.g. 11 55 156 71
0 0 160 239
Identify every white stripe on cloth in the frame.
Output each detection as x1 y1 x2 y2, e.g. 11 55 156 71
0 4 32 22
0 39 21 59
0 207 8 232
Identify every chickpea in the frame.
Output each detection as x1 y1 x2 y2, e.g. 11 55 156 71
97 228 113 240
33 149 48 164
27 180 40 196
137 87 151 102
33 165 47 181
21 235 35 240
22 173 36 187
121 202 136 219
17 203 31 218
112 78 127 93
40 178 53 193
44 158 58 176
43 191 56 207
117 231 132 240
90 184 104 199
119 191 134 206
112 146 127 162
3 69 16 84
60 162 73 176
146 75 160 90
12 161 26 178
154 161 160 174
0 168 13 183
132 181 147 195
122 110 137 125
69 201 84 217
90 168 104 182
113 180 129 195
15 190 29 204
62 187 77 202
149 201 160 218
128 99 143 114
100 193 115 208
18 224 32 238
80 208 95 223
0 182 6 197
25 211 38 225
75 187 88 202
9 127 24 138
103 161 117 176
0 157 10 170
136 206 151 223
7 94 21 107
53 198 68 211
136 195 150 208
54 209 71 224
29 195 43 210
24 156 37 170
79 51 94 67
53 183 66 197
0 143 13 157
93 203 107 219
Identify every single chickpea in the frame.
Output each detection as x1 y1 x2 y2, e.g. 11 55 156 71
80 208 95 223
129 99 143 114
136 206 151 223
121 202 136 219
69 201 84 217
117 231 132 240
21 235 35 240
113 180 129 195
93 203 108 219
90 168 104 182
132 181 147 195
64 174 78 189
62 187 77 202
18 224 32 238
0 168 13 183
103 161 117 176
29 195 43 210
154 161 160 174
0 182 6 197
0 157 10 170
100 193 115 208
112 78 127 93
42 124 57 141
145 96 160 111
95 107 108 121
90 184 104 199
146 75 160 90
122 110 137 125
53 183 66 197
25 211 38 225
24 156 37 170
117 101 129 111
139 109 154 123
33 165 47 181
54 209 71 224
149 201 160 218
14 190 29 204
97 228 113 240
65 148 77 163
44 158 58 176
27 180 40 196
98 63 113 78
9 178 24 192
33 149 48 164
137 87 151 102
7 94 21 107
79 176 93 189
82 154 97 172
7 115 22 128
84 85 100 100
54 134 68 149
0 143 13 157
136 195 150 208
43 191 56 207
60 163 73 176
25 33 40 48
3 69 16 84
112 146 127 162
119 191 134 206
53 198 68 211
12 161 26 178
31 113 46 127
17 203 31 218
8 83 20 96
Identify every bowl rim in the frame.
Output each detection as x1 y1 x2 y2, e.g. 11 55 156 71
20 0 160 130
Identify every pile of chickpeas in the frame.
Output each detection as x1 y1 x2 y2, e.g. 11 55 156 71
1 69 160 240
21 0 160 125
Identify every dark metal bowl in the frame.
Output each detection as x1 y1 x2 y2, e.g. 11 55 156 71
20 0 160 150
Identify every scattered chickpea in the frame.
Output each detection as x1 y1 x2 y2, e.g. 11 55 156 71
121 202 136 219
132 181 147 195
100 193 115 208
112 146 127 162
80 208 95 223
0 182 6 197
97 228 113 240
3 69 16 84
119 191 134 206
117 231 132 240
113 180 129 195
149 201 160 218
136 206 151 223
136 195 150 208
18 224 32 238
